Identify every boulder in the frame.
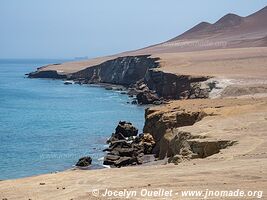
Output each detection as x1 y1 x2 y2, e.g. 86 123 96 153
115 121 138 138
75 156 92 167
103 122 157 168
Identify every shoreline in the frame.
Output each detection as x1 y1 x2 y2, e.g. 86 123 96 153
2 57 267 199
1 97 266 199
25 53 267 169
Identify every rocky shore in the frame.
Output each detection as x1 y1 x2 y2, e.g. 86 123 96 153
27 54 226 168
103 121 155 167
28 55 215 105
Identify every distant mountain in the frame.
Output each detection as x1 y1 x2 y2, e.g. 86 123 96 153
170 6 267 41
134 6 267 54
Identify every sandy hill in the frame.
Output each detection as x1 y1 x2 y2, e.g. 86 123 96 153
138 5 267 54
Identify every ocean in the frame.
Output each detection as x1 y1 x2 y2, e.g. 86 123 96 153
0 59 145 180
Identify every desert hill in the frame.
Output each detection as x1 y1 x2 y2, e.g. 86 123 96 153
34 6 267 81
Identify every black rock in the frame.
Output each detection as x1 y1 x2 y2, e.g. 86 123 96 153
115 121 138 138
28 70 67 79
75 156 92 167
103 122 156 168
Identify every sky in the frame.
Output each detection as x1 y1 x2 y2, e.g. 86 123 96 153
0 0 267 59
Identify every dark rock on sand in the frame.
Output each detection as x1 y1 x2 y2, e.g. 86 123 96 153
75 156 92 167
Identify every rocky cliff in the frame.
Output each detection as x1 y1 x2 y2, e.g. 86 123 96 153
70 55 160 86
28 55 212 103
69 55 212 101
144 70 210 99
143 99 239 162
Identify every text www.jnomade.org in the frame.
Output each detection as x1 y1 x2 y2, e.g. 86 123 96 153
91 188 263 199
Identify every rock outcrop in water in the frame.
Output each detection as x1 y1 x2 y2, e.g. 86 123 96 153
103 122 155 167
76 156 92 167
28 70 67 79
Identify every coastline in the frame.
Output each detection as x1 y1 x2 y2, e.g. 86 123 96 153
1 97 267 199
2 55 267 199
1 5 267 199
25 49 267 169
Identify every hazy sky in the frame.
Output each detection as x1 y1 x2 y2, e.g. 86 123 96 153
0 0 266 59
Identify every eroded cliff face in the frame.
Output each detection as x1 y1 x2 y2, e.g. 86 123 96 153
28 55 213 102
143 107 207 158
144 70 211 99
70 55 160 86
143 100 237 161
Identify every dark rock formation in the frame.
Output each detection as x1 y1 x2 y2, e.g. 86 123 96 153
115 121 138 138
103 122 155 167
71 55 160 86
103 140 144 167
75 156 92 167
144 70 210 100
28 70 67 79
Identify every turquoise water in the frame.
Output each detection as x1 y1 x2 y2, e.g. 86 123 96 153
0 59 145 180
